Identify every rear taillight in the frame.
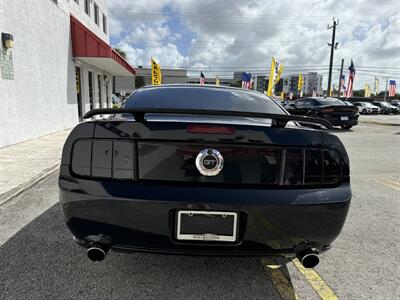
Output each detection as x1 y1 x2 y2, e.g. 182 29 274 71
282 148 340 186
71 139 135 179
187 124 235 135
322 108 334 113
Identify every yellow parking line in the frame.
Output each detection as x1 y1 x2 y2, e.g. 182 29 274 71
379 178 400 187
292 259 339 300
370 178 400 191
261 258 300 300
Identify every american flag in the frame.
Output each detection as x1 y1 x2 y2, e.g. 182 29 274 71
200 71 205 85
346 60 355 98
241 72 253 89
389 80 396 97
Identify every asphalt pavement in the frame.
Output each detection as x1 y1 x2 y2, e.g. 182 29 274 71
0 122 399 300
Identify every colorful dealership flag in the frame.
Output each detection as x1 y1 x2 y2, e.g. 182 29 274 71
298 73 304 91
374 77 380 95
389 80 397 97
151 58 162 85
200 71 205 85
364 84 371 97
241 72 253 89
215 75 220 86
340 74 346 96
267 57 283 96
346 60 355 98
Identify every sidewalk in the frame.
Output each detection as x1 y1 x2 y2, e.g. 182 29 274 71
0 129 71 205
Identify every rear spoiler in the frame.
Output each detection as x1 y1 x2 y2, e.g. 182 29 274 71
83 108 333 129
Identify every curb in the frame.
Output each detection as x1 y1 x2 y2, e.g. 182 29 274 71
0 164 59 206
360 120 400 127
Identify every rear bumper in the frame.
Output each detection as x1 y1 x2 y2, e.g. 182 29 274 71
59 174 351 257
323 116 359 127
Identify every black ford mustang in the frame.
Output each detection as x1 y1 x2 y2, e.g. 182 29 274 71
59 85 351 268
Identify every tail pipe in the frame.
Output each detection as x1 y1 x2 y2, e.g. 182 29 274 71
296 249 320 268
87 243 111 262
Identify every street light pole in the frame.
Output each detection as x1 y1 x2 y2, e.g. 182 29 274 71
384 77 388 101
327 18 339 97
337 58 344 98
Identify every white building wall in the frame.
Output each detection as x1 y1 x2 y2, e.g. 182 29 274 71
0 0 77 147
0 0 113 147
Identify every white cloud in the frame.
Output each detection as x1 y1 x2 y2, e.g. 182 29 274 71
109 0 400 89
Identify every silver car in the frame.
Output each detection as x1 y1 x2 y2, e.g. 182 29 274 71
353 102 380 115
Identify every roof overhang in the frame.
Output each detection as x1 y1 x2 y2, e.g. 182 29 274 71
70 15 135 76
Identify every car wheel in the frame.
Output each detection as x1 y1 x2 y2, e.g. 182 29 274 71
341 125 352 130
362 109 367 114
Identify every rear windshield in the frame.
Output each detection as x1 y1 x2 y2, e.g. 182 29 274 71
316 98 345 106
122 86 285 114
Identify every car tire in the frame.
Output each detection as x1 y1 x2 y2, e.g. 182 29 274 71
362 109 367 114
341 125 352 130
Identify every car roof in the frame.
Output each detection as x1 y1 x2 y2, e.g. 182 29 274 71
301 97 340 101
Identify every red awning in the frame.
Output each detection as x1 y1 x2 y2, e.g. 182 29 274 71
70 15 135 76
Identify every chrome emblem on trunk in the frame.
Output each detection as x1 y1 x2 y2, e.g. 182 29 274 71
195 149 224 176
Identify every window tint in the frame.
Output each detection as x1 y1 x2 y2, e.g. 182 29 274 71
123 86 285 114
316 99 345 106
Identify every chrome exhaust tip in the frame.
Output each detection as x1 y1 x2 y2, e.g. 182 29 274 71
297 250 320 268
87 244 109 262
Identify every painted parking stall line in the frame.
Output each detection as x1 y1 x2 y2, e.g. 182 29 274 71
292 259 339 300
370 178 400 191
261 258 300 300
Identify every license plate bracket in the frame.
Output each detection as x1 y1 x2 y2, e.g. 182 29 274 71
176 210 238 242
340 116 349 121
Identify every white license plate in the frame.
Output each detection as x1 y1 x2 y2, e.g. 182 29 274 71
176 210 238 242
340 116 349 121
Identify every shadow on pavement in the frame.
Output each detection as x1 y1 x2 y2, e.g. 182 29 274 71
0 204 297 299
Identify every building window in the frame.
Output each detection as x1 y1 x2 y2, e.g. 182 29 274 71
88 71 94 110
94 3 99 25
97 74 102 108
84 0 90 16
102 14 107 34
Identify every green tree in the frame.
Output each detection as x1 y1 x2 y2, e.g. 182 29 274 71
114 47 127 59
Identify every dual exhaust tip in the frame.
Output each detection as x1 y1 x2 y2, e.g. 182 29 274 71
87 243 110 262
87 244 319 268
297 249 320 268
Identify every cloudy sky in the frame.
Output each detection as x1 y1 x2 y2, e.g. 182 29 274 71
108 0 400 90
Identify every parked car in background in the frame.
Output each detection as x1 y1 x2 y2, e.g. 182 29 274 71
353 102 380 115
390 100 400 107
112 94 122 108
285 97 359 129
373 101 400 114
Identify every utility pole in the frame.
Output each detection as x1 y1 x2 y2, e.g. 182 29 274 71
337 58 344 98
327 18 339 97
384 77 388 101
